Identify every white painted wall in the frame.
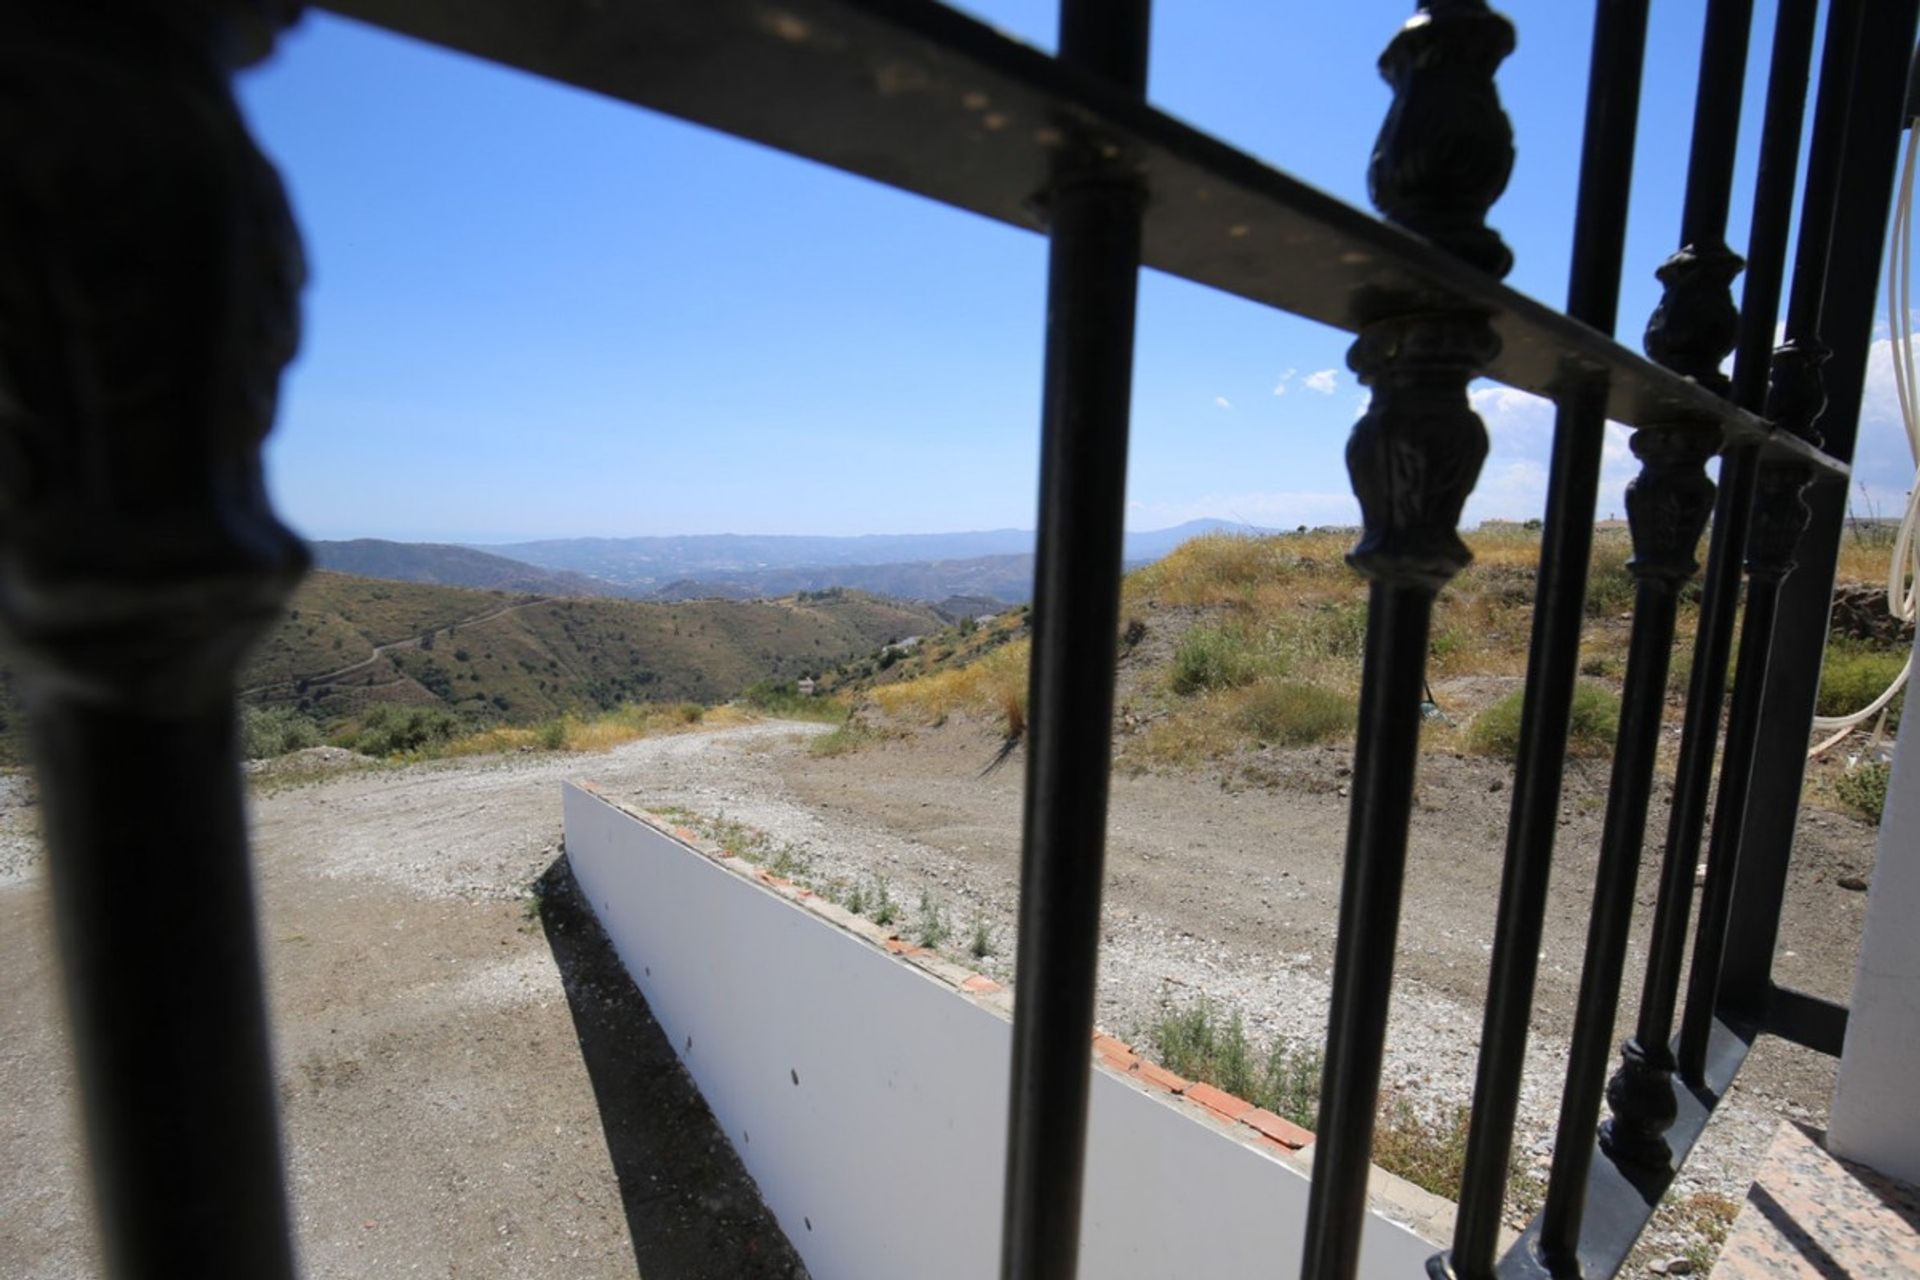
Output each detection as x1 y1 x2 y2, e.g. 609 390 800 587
1828 631 1920 1187
562 783 1435 1279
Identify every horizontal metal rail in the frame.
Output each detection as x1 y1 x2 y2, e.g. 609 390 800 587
323 0 1843 476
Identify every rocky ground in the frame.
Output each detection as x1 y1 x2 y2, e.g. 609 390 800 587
0 714 1883 1275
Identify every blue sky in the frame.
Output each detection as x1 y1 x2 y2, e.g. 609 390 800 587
237 1 1913 542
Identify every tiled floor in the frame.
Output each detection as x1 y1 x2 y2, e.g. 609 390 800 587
1716 1121 1920 1279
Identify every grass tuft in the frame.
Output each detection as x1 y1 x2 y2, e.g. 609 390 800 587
1468 682 1620 760
1229 679 1355 745
1818 644 1907 729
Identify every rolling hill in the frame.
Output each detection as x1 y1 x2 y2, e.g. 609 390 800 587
243 573 945 724
0 574 945 762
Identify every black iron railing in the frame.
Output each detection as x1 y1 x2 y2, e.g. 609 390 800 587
6 2 1916 1278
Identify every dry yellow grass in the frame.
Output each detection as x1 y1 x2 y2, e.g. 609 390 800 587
871 638 1030 728
435 700 739 758
859 525 1698 769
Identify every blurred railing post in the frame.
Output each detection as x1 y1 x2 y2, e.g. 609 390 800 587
998 1 1150 1276
0 5 310 1277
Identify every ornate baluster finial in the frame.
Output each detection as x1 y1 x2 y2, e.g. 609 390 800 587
1369 0 1517 278
1644 245 1746 397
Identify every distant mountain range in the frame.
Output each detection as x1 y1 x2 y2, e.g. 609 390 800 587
311 519 1277 608
312 539 639 599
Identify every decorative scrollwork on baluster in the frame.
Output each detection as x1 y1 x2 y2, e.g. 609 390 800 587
1764 338 1831 448
1644 245 1746 397
1746 462 1815 583
0 2 311 712
1622 426 1723 589
1346 314 1498 591
1369 0 1517 278
1345 1 1516 589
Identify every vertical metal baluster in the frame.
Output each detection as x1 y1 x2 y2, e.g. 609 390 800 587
1715 0 1920 1033
1532 0 1755 1264
1599 0 1820 1162
1535 427 1720 1269
998 1 1149 1276
1301 6 1513 1279
0 5 309 1277
1439 5 1650 1276
1678 0 1866 1083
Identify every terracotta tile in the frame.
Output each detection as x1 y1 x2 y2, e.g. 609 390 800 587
1186 1082 1255 1122
1241 1108 1314 1149
1132 1060 1188 1094
962 975 1002 994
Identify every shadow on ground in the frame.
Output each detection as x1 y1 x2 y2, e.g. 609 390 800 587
536 855 808 1279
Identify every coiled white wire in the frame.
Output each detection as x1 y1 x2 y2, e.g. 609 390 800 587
1807 126 1920 759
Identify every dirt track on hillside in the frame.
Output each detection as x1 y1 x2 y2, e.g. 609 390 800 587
1 716 1883 1274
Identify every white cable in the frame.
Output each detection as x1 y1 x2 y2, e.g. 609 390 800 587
1808 126 1920 759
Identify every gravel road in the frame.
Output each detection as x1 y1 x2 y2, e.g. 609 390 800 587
1 714 1880 1274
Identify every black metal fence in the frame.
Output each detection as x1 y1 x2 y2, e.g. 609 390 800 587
7 1 1915 1277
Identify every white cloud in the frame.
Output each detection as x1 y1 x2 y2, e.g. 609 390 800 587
1461 384 1641 524
1214 395 1234 410
1304 368 1340 395
1272 368 1298 396
1854 332 1920 493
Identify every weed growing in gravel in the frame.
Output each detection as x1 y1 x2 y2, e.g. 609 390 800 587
1145 1001 1549 1206
914 890 950 948
768 844 814 880
1675 1190 1741 1274
1258 1037 1323 1131
968 915 995 959
1370 1096 1471 1201
842 881 867 915
871 878 899 927
1151 1002 1258 1101
1835 760 1891 821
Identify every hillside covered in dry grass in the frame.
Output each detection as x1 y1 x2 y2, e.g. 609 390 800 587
819 524 1908 817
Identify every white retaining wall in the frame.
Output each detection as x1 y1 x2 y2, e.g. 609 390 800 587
562 781 1436 1279
1828 631 1920 1187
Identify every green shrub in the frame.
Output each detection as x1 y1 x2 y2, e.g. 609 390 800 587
349 704 463 757
1835 761 1891 822
240 706 322 759
1819 646 1906 729
1170 624 1258 694
1230 680 1354 745
741 679 851 724
1469 681 1620 760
